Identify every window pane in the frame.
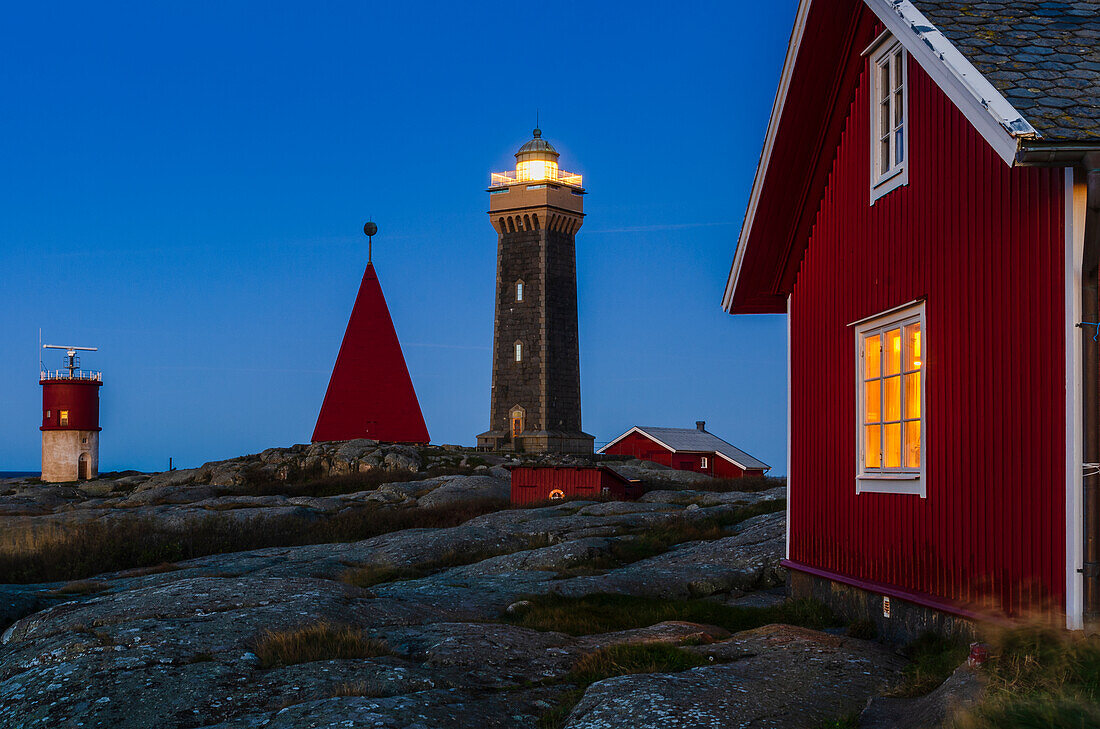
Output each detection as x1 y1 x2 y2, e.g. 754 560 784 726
880 62 890 103
905 372 921 419
895 127 904 165
881 138 891 174
880 100 891 141
865 334 881 378
893 51 903 91
884 423 902 467
894 89 904 126
905 323 921 370
905 420 921 468
885 328 902 375
885 375 901 421
865 380 881 423
865 425 881 468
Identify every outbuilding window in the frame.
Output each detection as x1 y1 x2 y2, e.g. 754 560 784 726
700 456 709 469
869 36 908 203
855 302 925 496
516 281 524 302
514 342 523 362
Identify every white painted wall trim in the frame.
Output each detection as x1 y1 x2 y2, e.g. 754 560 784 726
786 295 792 560
722 0 813 312
862 0 1038 166
1065 168 1086 630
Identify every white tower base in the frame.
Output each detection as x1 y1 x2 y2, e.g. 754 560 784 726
41 431 100 482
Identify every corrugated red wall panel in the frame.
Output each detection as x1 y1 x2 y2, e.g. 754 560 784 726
789 41 1067 616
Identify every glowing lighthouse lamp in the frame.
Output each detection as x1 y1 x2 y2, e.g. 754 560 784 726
40 344 103 482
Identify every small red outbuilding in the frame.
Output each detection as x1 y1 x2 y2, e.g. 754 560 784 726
598 422 770 479
508 465 643 505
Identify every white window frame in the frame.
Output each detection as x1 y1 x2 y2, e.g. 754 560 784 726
516 280 524 302
868 36 909 204
854 301 926 497
700 456 709 469
514 341 523 362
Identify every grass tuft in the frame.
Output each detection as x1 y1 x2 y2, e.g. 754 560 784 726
502 593 837 636
51 580 109 596
340 536 553 588
567 643 709 684
954 625 1100 729
253 621 393 669
887 631 970 698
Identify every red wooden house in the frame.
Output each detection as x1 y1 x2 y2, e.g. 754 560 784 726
598 422 770 478
508 465 643 505
723 0 1099 633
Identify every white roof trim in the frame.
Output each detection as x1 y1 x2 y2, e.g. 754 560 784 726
865 0 1038 165
597 426 676 455
721 0 813 313
723 0 1040 312
714 450 751 471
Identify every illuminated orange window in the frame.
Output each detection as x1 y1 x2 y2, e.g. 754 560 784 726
59 410 69 427
855 303 924 496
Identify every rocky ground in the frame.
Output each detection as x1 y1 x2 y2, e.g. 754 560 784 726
0 443 973 728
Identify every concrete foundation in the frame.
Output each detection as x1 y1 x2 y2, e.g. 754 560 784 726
41 430 99 482
789 568 977 644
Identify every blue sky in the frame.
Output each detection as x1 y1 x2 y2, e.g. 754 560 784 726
0 1 795 473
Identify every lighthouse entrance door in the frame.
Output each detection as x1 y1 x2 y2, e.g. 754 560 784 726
78 453 89 480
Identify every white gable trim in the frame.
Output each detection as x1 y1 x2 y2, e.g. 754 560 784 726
714 450 752 471
863 0 1038 166
721 0 813 313
597 426 675 455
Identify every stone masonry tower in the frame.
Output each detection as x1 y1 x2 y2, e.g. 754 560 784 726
477 129 594 454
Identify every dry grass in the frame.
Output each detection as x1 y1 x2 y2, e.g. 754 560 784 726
329 680 390 699
51 580 109 596
0 498 511 584
340 537 554 588
554 499 786 576
503 593 837 636
887 632 970 697
568 643 709 684
253 621 394 668
954 625 1100 729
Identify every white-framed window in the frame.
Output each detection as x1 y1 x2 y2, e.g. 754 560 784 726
514 342 523 362
855 302 925 496
516 281 524 302
869 37 908 203
700 456 709 469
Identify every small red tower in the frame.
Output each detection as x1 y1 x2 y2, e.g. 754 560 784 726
40 345 102 482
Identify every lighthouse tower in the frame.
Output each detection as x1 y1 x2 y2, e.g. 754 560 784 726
477 129 594 454
40 345 102 482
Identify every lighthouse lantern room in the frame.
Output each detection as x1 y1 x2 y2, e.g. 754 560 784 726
40 344 102 482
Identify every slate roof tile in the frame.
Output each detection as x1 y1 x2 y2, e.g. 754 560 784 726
911 1 1100 141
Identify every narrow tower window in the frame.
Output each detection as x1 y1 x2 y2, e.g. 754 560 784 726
59 410 69 426
514 342 523 362
516 281 524 302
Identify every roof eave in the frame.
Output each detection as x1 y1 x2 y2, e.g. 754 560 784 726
864 0 1038 165
1016 141 1100 168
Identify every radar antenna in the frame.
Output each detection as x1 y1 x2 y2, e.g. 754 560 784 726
43 344 98 378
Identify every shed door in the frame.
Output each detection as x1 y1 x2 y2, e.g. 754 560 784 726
78 453 89 480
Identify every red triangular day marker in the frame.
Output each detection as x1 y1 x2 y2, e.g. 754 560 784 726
312 263 429 444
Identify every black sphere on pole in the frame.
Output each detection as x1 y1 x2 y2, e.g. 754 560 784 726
363 221 378 263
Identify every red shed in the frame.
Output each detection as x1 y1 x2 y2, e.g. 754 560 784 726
598 423 770 479
509 465 643 505
723 0 1100 631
